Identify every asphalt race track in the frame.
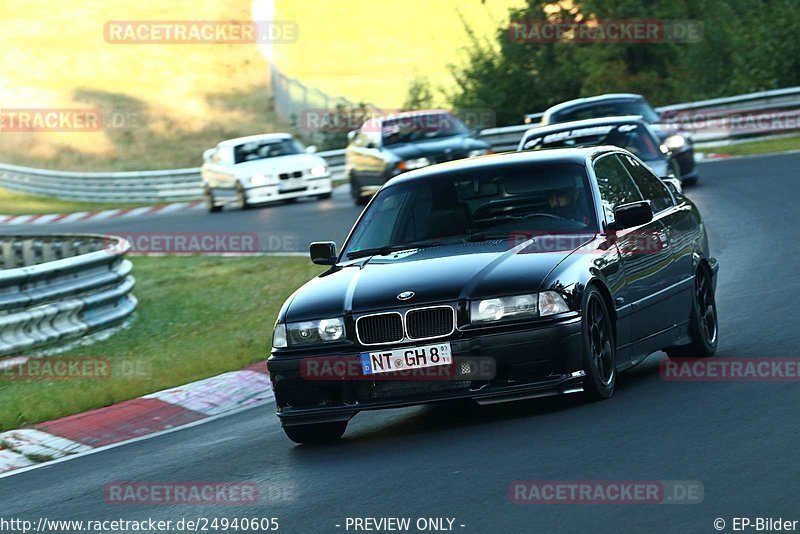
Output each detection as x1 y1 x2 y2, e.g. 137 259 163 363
2 152 800 533
2 184 365 253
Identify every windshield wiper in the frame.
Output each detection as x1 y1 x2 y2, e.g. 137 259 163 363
346 242 449 260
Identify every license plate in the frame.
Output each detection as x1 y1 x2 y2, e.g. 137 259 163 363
360 342 452 375
280 179 304 191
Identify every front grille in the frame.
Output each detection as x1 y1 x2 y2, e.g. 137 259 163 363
406 306 454 339
356 313 404 345
355 306 455 345
279 171 303 180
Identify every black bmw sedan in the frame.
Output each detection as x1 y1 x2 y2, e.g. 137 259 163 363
529 94 698 183
268 147 719 444
518 116 698 184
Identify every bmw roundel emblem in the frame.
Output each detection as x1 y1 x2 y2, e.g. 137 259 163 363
397 291 415 301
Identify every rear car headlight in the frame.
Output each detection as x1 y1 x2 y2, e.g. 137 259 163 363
538 291 569 316
468 148 491 157
275 317 346 347
310 164 328 177
396 157 430 172
471 294 538 324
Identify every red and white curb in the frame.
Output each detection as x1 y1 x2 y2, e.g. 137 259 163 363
694 152 733 162
0 200 205 226
0 361 272 475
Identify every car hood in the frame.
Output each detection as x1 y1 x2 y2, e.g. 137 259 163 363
231 154 324 177
386 135 489 160
283 237 592 322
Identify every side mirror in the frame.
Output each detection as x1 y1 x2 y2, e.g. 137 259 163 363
310 241 337 265
661 175 682 195
305 145 317 154
202 148 215 162
347 130 358 143
609 201 653 231
365 142 377 149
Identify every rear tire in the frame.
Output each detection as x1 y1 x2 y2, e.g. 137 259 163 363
283 422 347 444
581 287 616 400
666 264 718 359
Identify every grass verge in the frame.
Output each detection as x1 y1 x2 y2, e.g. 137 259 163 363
702 134 800 157
0 189 156 215
0 256 321 432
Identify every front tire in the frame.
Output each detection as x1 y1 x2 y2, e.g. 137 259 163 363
666 264 718 359
581 287 616 400
283 422 347 444
317 192 332 200
204 188 222 213
235 184 250 210
669 158 682 183
350 174 367 206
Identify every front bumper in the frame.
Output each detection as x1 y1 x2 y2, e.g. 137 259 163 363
244 176 332 204
268 316 584 426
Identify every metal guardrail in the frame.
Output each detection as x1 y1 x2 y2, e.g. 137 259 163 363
0 87 797 202
0 234 136 356
0 164 202 204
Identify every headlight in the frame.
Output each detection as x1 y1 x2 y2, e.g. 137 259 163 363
250 173 271 186
470 292 570 324
538 291 569 316
663 135 686 151
275 317 346 347
396 157 430 172
310 164 328 177
471 294 538 324
468 148 491 157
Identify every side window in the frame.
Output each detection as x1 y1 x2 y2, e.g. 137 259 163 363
592 155 643 224
620 155 674 213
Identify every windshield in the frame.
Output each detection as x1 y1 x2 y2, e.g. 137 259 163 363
555 101 661 124
342 162 597 259
522 123 662 160
233 138 303 164
381 113 469 146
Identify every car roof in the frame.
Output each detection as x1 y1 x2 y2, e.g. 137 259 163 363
371 109 453 122
385 146 625 187
218 133 293 147
519 116 648 146
544 94 645 116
